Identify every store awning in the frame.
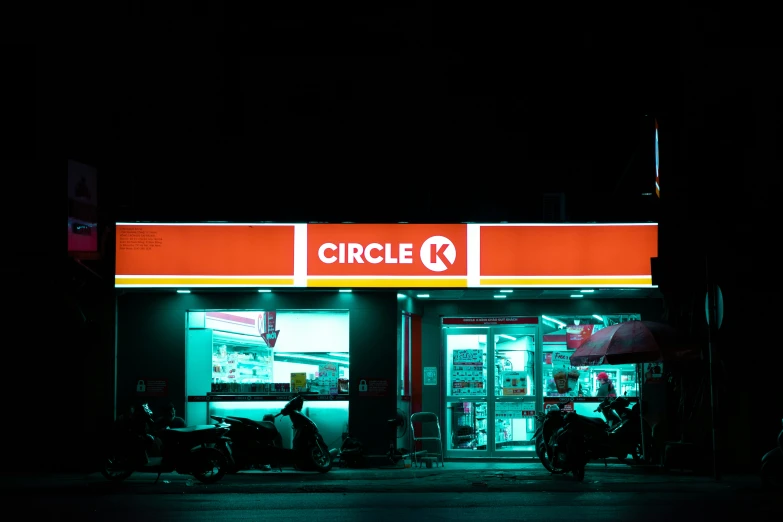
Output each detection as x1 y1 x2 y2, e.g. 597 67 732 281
569 320 699 366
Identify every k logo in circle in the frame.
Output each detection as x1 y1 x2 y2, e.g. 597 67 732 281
419 236 456 272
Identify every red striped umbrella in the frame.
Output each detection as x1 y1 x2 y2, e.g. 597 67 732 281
569 320 699 366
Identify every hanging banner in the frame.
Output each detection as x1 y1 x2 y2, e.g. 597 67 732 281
566 324 594 349
260 311 280 348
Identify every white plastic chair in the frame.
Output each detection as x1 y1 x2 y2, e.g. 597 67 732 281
410 412 444 468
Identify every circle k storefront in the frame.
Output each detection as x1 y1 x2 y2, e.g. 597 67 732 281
115 222 661 461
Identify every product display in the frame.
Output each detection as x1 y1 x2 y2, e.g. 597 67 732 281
212 342 273 389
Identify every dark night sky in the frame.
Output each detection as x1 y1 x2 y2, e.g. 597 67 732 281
63 4 779 225
62 4 675 224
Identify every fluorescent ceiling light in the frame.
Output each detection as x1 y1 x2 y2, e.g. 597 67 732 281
500 289 513 293
258 289 271 293
542 315 567 327
339 289 352 293
580 289 595 293
593 314 604 321
397 293 406 299
493 295 506 299
570 294 584 298
176 290 191 294
327 352 350 358
498 334 517 341
416 294 430 298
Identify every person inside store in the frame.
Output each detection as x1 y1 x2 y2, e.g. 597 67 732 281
594 372 617 398
155 402 186 431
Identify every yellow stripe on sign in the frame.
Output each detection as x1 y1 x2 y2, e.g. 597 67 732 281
114 277 296 286
479 277 653 286
307 278 468 288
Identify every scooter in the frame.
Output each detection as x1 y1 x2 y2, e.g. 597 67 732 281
534 401 570 474
100 422 232 484
760 418 783 487
536 397 651 480
210 393 332 473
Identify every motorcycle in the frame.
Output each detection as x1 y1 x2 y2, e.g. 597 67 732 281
101 407 232 484
210 393 332 473
760 418 783 487
535 397 651 481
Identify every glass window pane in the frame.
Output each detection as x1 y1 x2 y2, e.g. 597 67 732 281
495 402 537 452
447 401 487 450
446 333 487 398
494 334 535 397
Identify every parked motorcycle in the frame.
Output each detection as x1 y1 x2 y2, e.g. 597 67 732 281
535 397 651 481
101 412 232 484
210 393 332 473
760 418 783 487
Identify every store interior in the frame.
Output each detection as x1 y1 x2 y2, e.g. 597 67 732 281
541 313 641 417
444 313 643 457
185 309 350 451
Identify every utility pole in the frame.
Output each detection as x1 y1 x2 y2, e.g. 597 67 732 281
705 254 720 480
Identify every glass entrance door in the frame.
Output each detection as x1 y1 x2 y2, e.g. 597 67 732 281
491 327 540 456
443 324 541 458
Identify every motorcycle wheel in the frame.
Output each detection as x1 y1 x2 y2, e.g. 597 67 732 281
536 435 566 474
100 451 134 482
619 442 645 465
191 448 227 484
308 440 333 473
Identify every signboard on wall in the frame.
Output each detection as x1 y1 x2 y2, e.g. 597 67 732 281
357 378 389 396
424 367 437 385
443 317 538 325
115 223 658 289
136 378 168 397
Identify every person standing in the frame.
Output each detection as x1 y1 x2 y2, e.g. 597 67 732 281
594 372 617 398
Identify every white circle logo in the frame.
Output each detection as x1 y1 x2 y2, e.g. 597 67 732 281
419 236 456 272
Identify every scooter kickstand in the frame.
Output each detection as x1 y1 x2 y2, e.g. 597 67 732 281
154 471 162 484
603 458 608 468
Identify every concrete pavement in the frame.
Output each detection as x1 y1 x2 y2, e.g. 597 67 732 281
0 461 772 496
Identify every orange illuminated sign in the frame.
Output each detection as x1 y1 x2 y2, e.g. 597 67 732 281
478 224 658 287
115 223 658 288
306 224 467 287
115 224 296 287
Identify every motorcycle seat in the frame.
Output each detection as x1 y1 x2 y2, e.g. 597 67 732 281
569 414 608 429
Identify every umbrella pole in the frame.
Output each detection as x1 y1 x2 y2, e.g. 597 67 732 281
706 262 721 481
638 363 647 463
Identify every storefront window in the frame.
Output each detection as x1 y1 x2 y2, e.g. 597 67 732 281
199 310 349 395
541 314 641 418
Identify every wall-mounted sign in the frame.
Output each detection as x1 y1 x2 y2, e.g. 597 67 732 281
115 223 658 289
260 311 280 347
424 367 437 386
357 378 389 397
443 317 538 325
136 378 167 397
